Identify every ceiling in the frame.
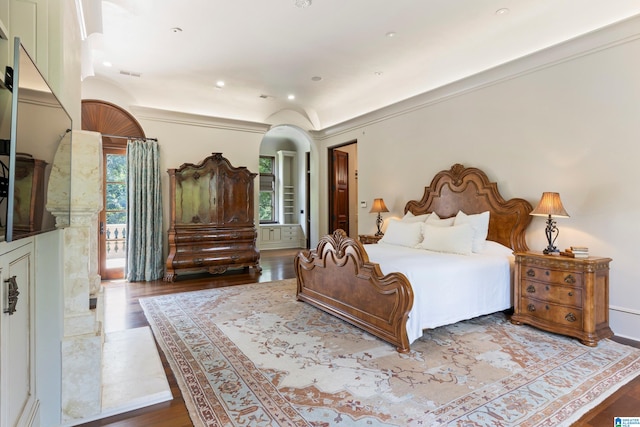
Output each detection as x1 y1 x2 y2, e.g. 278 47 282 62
81 0 640 130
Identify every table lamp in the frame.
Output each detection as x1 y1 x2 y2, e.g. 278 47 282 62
369 198 389 236
530 192 569 254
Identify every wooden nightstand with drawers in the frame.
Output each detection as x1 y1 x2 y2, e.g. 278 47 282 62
358 234 382 244
511 252 613 346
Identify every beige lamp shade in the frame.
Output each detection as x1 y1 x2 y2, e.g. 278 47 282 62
530 192 569 218
369 198 389 214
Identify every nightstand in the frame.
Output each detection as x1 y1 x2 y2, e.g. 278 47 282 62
358 234 382 244
511 252 613 346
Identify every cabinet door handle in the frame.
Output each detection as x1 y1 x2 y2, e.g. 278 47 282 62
526 285 536 293
526 269 535 277
565 312 577 322
564 274 576 284
4 276 19 315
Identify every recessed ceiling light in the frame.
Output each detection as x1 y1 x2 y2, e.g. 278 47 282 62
495 8 510 15
294 0 311 8
386 31 396 38
311 76 322 82
288 94 295 100
215 80 225 88
103 61 112 67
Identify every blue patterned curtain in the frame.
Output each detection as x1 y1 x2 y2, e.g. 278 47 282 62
126 139 164 281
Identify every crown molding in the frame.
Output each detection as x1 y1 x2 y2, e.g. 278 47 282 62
131 106 271 134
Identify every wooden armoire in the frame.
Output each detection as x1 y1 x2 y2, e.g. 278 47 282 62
164 153 261 282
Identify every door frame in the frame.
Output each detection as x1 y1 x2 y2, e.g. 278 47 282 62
81 100 146 279
328 140 357 235
99 145 127 280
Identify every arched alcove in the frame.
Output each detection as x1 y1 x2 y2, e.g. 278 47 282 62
258 125 316 249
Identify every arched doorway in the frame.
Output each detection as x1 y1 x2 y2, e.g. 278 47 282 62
258 125 312 250
81 100 146 280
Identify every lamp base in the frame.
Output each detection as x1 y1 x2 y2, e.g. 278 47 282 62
543 248 560 255
375 212 384 237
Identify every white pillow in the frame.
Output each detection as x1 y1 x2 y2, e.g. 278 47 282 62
401 211 430 223
417 223 474 255
424 212 455 227
379 219 423 247
454 210 490 253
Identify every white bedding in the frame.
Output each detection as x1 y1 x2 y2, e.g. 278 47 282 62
364 240 514 344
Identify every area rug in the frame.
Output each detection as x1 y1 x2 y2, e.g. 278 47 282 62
140 279 640 426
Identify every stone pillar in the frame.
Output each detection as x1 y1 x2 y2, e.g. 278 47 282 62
47 130 105 422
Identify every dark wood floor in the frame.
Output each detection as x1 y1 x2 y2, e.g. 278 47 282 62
80 248 640 427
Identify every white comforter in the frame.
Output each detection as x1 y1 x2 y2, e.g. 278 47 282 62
364 241 514 344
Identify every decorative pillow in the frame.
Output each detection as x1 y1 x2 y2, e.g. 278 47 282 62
454 210 490 253
417 223 474 255
424 212 455 227
401 211 430 223
379 219 423 247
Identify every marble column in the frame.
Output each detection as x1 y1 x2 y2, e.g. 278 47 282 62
47 130 105 422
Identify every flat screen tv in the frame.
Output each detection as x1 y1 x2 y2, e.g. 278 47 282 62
0 37 72 242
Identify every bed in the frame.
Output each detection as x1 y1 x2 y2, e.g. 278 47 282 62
294 164 533 353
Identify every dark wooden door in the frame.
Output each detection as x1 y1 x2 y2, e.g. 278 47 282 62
330 149 349 234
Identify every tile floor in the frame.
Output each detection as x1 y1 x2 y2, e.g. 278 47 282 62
100 326 172 417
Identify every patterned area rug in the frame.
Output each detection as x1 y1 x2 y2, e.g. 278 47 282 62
140 279 640 426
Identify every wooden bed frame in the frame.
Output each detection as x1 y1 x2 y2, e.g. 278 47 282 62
295 164 533 353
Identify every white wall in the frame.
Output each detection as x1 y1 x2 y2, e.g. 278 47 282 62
315 19 640 340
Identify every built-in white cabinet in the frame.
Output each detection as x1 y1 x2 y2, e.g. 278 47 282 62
260 224 304 249
0 238 38 427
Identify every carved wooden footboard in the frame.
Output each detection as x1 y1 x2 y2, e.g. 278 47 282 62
295 229 414 353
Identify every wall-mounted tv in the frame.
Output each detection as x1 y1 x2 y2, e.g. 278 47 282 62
0 37 72 242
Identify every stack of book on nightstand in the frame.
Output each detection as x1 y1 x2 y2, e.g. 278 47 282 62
560 246 589 258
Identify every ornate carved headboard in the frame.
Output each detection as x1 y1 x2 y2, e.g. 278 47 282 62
404 164 532 252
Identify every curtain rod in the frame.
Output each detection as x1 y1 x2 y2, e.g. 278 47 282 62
101 133 158 142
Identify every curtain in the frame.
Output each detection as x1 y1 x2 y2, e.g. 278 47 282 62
126 139 164 281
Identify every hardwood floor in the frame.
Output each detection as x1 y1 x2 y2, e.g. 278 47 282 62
79 248 640 426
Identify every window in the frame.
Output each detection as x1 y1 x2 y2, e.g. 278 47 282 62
259 156 276 223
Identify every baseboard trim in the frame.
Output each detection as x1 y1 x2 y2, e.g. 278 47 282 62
609 305 640 342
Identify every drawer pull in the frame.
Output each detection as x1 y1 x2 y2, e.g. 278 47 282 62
4 276 19 315
526 269 535 277
526 285 536 293
527 304 536 312
565 312 577 322
545 285 550 291
568 291 574 297
194 258 204 265
231 254 240 261
564 274 576 284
